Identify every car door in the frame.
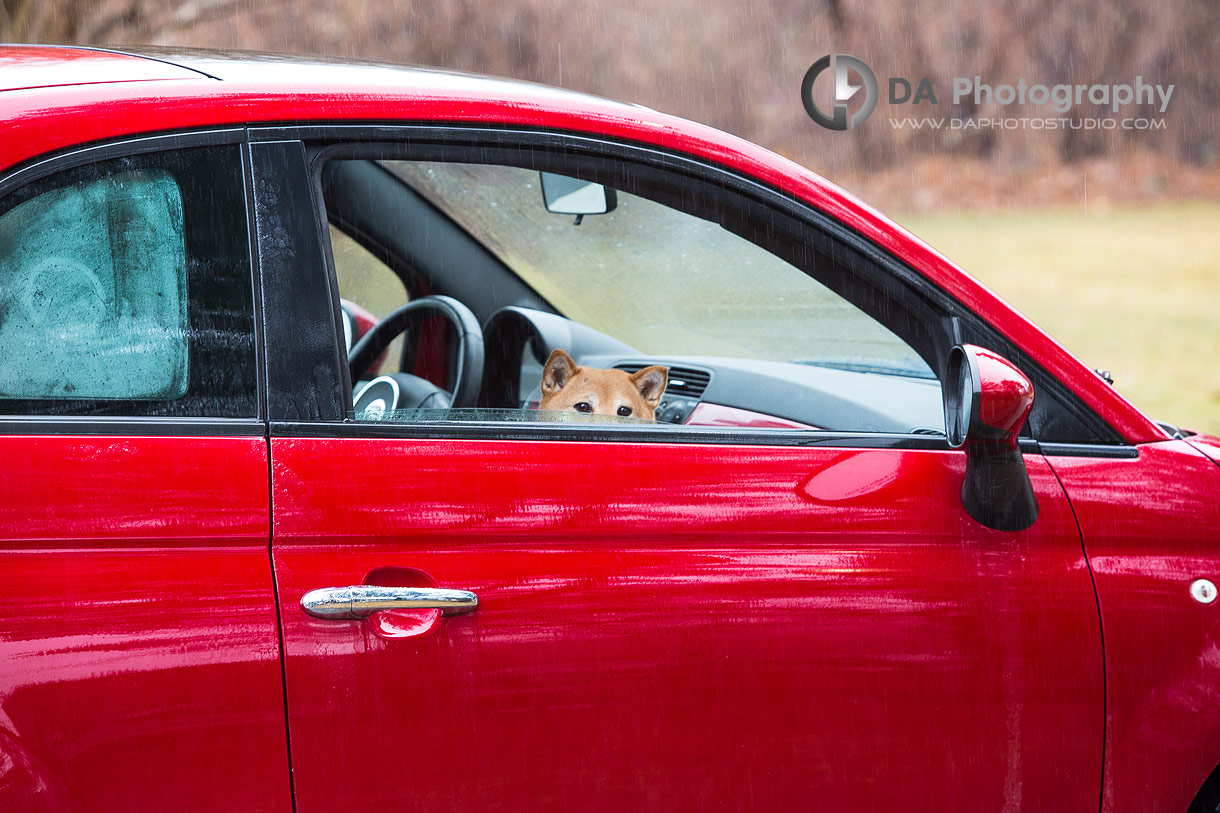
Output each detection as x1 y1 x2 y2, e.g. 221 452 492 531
254 131 1104 811
0 135 291 811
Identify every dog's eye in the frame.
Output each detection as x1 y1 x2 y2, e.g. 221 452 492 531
617 406 633 417
574 402 592 413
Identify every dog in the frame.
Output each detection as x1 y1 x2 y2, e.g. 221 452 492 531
539 349 668 421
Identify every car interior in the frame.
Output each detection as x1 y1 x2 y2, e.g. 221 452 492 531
319 147 951 437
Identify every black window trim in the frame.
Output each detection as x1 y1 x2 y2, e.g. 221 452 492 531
250 123 1131 457
0 417 266 437
0 128 268 436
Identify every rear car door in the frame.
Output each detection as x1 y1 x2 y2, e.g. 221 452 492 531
254 130 1105 811
0 134 290 811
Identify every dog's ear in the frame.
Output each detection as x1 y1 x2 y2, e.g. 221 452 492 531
630 365 668 407
541 349 579 395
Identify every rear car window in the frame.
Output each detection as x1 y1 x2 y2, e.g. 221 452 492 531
0 169 188 401
0 145 257 418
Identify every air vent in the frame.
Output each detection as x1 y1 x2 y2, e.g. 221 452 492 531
615 363 711 398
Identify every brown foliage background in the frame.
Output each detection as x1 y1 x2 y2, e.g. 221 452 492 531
4 1 1219 430
3 0 1218 207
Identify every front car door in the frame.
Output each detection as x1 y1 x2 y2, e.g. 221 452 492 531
254 128 1106 811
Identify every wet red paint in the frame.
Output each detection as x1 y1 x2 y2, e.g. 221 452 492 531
273 437 1103 811
363 566 445 639
1186 432 1220 467
0 45 199 92
971 344 1036 436
0 436 290 811
1047 440 1220 813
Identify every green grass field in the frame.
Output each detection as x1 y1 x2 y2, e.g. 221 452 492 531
903 203 1220 437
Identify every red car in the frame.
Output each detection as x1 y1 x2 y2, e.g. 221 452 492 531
1 45 1218 813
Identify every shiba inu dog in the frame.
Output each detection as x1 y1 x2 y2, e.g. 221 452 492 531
539 349 668 421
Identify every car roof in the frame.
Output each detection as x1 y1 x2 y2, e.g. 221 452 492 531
0 45 208 91
0 45 1166 444
0 46 676 170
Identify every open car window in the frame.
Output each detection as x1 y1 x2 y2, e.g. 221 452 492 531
387 161 933 376
323 153 946 437
329 224 409 377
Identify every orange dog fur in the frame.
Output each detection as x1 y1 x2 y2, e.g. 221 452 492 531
539 349 668 421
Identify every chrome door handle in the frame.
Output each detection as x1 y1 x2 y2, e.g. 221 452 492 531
301 586 478 619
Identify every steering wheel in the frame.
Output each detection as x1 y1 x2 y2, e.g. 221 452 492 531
348 295 484 412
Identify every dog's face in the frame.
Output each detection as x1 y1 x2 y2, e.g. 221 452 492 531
539 349 668 421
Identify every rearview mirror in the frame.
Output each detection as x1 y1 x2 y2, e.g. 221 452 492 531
944 344 1039 531
540 172 617 219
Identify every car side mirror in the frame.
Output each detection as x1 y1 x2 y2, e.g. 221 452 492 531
540 172 617 222
944 344 1039 531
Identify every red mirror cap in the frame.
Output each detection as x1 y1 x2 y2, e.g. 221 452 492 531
967 345 1035 436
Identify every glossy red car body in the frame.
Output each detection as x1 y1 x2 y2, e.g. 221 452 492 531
2 45 1218 812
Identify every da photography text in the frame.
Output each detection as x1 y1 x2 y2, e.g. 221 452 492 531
801 54 1174 132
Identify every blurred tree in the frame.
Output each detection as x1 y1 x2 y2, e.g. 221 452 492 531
3 0 1215 189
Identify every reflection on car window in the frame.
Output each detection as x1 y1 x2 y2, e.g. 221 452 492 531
0 170 188 401
386 161 931 375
